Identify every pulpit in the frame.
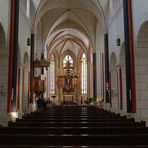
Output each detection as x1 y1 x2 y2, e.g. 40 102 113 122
33 52 50 99
34 76 45 96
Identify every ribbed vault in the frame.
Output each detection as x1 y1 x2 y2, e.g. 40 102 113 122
32 0 108 57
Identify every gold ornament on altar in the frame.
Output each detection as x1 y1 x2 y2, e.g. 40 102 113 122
57 56 79 93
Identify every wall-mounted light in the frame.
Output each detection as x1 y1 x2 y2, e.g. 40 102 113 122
116 38 120 46
10 112 18 122
27 38 31 46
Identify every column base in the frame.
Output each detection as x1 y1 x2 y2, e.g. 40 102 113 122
0 112 11 127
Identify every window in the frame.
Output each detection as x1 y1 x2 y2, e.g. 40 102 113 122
63 55 73 75
26 0 30 18
63 55 73 67
48 54 55 95
81 53 87 94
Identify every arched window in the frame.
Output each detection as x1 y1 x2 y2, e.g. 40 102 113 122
63 55 74 75
81 53 87 94
48 54 55 95
63 55 73 67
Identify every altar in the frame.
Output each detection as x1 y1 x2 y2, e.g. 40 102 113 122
62 94 76 103
57 55 79 104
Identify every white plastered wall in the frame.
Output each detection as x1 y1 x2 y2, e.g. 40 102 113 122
0 0 9 40
131 0 148 122
108 1 124 112
0 0 10 126
110 53 119 113
107 0 148 121
18 1 31 116
0 24 9 125
108 1 124 64
120 43 127 113
95 20 104 101
0 1 33 121
22 53 29 113
133 0 148 38
19 0 31 62
135 22 148 123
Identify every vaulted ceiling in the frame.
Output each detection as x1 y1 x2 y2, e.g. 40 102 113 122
32 0 108 57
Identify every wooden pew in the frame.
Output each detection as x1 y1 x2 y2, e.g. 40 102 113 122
0 134 148 146
0 105 148 147
16 118 135 122
1 127 148 135
8 121 145 127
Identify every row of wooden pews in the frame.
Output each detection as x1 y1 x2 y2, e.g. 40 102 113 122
0 105 148 147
